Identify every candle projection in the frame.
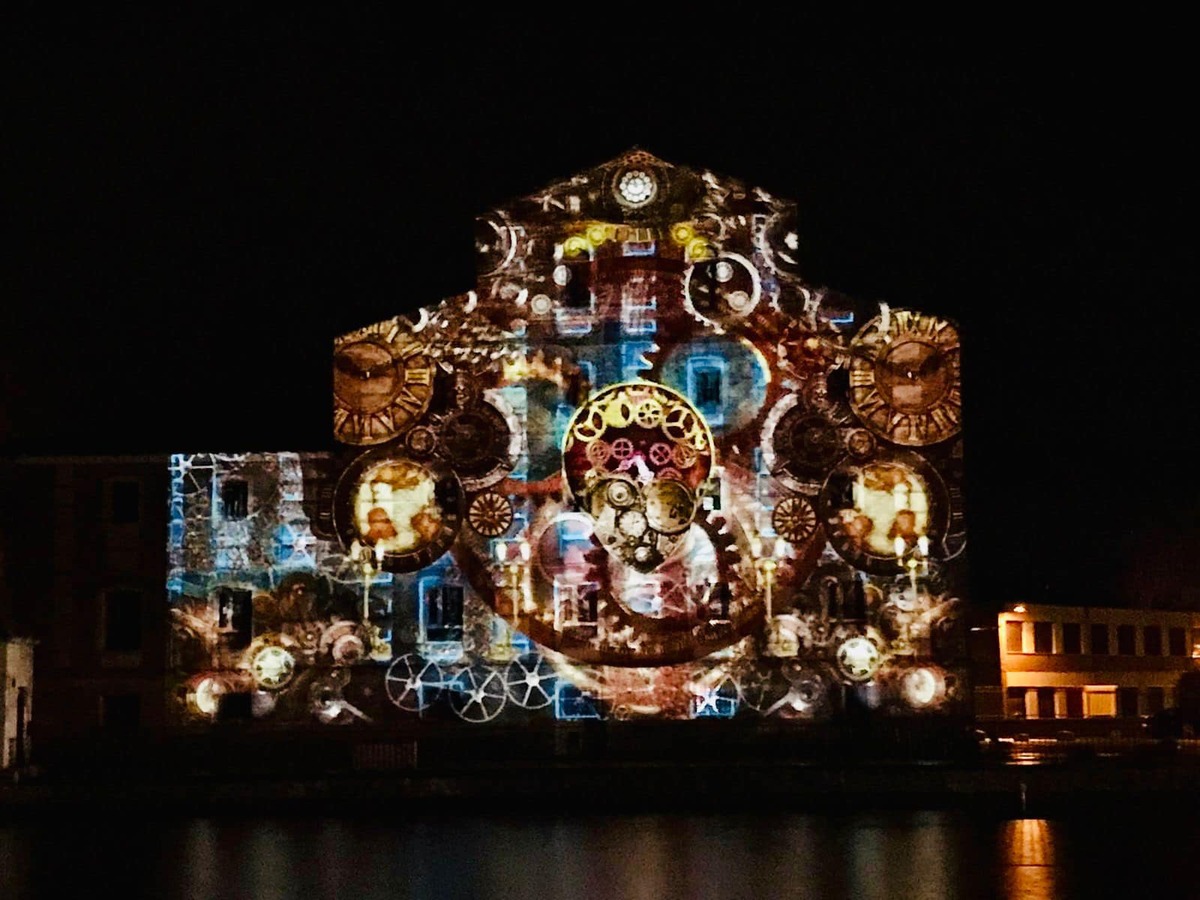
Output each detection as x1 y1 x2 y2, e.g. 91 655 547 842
167 150 968 726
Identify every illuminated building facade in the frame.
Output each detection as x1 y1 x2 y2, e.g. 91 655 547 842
168 150 969 727
997 604 1199 725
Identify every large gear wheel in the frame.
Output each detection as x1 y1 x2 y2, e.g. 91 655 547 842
447 663 508 723
503 653 557 709
385 653 444 712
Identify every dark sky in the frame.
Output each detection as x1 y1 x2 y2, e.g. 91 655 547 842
3 14 1193 608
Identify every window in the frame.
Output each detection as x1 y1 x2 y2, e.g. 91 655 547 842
420 581 464 643
103 590 142 653
111 481 141 524
1005 621 1024 653
102 694 141 730
1064 688 1084 718
687 357 725 425
221 479 249 520
620 285 657 334
1117 624 1136 655
1090 624 1110 655
1033 622 1053 654
1146 687 1165 715
1118 687 1139 717
1005 687 1027 718
562 268 591 309
1035 687 1056 718
1169 627 1188 656
217 587 253 650
1144 626 1163 656
1085 687 1116 717
1062 622 1082 654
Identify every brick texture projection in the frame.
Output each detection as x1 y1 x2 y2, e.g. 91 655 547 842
168 151 968 725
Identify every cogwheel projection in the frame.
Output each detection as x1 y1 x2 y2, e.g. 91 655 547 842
168 149 968 727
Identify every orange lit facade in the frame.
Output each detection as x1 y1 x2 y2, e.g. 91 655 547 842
997 604 1200 724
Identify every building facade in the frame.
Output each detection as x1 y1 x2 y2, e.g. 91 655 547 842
0 456 169 757
166 150 970 728
997 603 1199 727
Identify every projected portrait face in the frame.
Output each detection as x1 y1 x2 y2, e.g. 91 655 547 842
334 451 464 573
354 460 442 555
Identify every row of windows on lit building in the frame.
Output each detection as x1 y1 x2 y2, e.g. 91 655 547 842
1005 620 1192 658
1005 685 1170 720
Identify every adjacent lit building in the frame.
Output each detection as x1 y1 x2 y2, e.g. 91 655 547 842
996 603 1200 726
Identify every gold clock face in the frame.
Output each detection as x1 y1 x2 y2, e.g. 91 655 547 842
333 452 464 574
332 338 436 446
848 310 961 446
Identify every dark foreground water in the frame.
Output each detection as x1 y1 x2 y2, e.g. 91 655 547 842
1 810 1196 899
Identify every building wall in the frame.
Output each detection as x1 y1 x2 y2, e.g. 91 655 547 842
997 604 1199 722
168 151 972 729
3 456 169 751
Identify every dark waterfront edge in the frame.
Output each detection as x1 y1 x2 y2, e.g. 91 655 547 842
4 759 1200 819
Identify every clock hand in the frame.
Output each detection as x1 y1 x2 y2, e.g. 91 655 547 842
334 354 366 378
362 360 397 379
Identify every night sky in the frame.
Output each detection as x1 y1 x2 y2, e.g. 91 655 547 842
4 14 1193 609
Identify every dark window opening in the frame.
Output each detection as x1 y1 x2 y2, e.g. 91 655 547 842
424 584 464 642
1033 621 1053 654
1064 688 1084 718
1169 627 1188 656
562 268 591 309
222 480 249 520
1118 686 1139 717
102 694 141 730
104 590 142 653
111 481 141 524
1117 624 1136 655
695 368 722 407
1146 687 1165 715
579 589 600 623
845 578 867 621
1090 624 1110 655
1062 622 1082 654
218 587 253 650
1005 621 1024 653
1035 687 1056 718
826 473 856 510
1005 687 1027 718
1144 626 1163 656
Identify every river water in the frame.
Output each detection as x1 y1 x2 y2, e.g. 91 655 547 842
0 810 1193 898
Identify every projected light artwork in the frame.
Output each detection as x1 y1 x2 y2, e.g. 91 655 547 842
168 150 968 725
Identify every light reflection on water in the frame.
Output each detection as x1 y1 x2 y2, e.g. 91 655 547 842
1 810 1195 899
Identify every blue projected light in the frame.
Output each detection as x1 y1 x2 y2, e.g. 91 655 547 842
554 682 602 720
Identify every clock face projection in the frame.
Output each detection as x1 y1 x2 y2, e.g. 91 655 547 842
333 324 437 446
168 149 968 727
849 310 962 446
333 453 464 574
818 456 948 574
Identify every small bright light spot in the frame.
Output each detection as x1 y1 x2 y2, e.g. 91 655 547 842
902 667 940 707
1013 604 1026 614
